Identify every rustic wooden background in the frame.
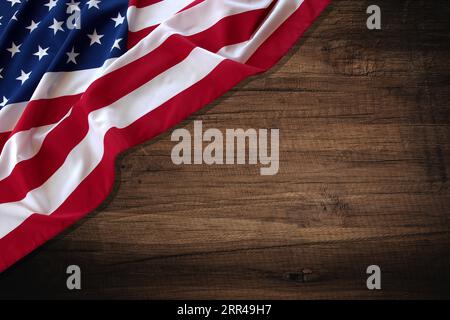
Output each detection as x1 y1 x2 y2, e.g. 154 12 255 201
1 0 450 299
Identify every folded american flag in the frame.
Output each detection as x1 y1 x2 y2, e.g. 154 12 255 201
0 0 330 272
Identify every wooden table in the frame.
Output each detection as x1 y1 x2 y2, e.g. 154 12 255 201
1 0 449 299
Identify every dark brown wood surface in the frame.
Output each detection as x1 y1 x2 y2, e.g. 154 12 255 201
1 0 450 299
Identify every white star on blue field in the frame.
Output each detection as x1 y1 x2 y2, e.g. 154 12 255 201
0 0 129 110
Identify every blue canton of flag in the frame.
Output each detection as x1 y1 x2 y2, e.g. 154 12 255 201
0 0 129 109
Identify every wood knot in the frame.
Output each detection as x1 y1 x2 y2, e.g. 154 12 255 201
286 269 316 283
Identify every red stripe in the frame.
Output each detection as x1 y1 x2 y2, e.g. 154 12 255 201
127 25 158 49
0 132 9 152
2 95 81 138
0 0 331 272
128 0 163 8
0 8 274 204
179 0 205 12
185 6 276 54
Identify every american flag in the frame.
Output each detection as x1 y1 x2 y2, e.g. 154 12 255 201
0 0 330 271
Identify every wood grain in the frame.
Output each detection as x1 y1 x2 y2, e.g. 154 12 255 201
1 0 449 299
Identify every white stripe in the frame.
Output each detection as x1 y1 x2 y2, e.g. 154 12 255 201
0 48 223 238
0 109 72 182
0 0 296 238
0 101 28 134
32 59 117 101
127 0 196 32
